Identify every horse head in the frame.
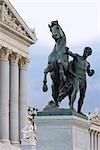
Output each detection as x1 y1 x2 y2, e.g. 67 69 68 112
48 20 65 42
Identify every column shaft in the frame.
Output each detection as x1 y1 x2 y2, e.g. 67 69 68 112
9 52 20 145
0 47 11 143
98 133 100 150
19 57 29 140
91 131 94 150
95 132 98 150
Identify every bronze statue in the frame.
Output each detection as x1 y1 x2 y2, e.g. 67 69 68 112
43 20 95 114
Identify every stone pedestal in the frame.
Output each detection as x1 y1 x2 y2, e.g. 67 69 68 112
35 112 91 150
21 139 36 150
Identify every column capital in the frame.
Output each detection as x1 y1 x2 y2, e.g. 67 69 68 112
9 52 21 64
0 46 12 60
19 57 29 70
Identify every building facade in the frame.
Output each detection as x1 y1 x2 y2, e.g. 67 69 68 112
0 0 37 145
89 114 100 150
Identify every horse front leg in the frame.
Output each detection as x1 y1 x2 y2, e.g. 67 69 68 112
43 72 48 92
43 64 53 92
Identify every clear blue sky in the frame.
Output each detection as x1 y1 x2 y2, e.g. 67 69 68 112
10 0 100 113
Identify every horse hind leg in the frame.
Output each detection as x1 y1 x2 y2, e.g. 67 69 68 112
51 83 59 107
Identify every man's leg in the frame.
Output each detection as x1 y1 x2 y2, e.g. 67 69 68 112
69 78 79 109
77 80 87 113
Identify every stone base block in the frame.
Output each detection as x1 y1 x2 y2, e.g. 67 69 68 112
35 115 91 150
21 139 36 150
0 143 21 150
0 139 10 144
11 140 20 147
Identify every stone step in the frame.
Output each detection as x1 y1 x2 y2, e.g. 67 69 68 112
0 143 21 150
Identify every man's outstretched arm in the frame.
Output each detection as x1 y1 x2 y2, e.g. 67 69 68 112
65 47 77 58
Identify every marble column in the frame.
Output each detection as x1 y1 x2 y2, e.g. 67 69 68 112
19 57 29 140
98 133 100 150
89 130 92 150
9 52 20 145
0 46 11 143
91 130 94 150
94 131 98 150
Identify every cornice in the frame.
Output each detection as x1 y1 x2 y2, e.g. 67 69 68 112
0 21 35 45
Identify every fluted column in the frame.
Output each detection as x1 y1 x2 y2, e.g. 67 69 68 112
94 131 98 150
90 130 92 150
9 52 20 145
91 130 94 150
0 46 11 143
19 57 29 140
98 133 100 150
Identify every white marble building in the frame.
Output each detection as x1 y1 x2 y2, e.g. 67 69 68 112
0 0 37 147
89 114 100 150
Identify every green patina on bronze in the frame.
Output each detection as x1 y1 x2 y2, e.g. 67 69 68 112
37 108 88 120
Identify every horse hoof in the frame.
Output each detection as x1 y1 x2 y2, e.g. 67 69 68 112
43 84 48 92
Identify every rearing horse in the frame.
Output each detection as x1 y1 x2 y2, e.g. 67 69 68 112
43 20 69 106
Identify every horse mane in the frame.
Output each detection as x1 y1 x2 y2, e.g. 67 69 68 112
59 26 66 38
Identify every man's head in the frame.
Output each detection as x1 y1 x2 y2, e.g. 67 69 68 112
83 47 92 58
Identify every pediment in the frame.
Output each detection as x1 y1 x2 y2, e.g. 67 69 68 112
0 0 37 44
